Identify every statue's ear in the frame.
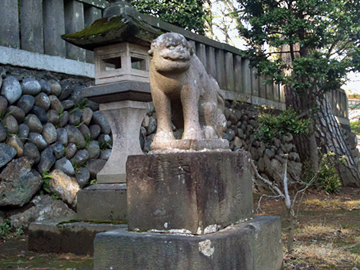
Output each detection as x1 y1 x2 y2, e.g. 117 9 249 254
188 42 194 55
148 48 153 57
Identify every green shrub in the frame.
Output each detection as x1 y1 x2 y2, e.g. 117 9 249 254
350 121 360 136
257 106 310 143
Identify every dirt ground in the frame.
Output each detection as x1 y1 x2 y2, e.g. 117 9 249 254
1 187 359 269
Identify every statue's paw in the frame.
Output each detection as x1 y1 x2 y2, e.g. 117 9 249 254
153 131 175 143
183 127 204 140
204 126 218 139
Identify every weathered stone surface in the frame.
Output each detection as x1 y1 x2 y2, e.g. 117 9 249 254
35 92 51 110
76 167 90 188
59 110 69 127
46 109 60 126
223 128 235 141
6 135 24 157
0 122 7 142
25 114 43 133
89 124 101 140
100 149 111 160
81 107 93 126
85 99 99 111
65 143 77 160
48 80 62 97
38 147 56 173
42 123 58 144
1 76 22 104
49 95 63 112
68 85 84 105
9 195 75 229
61 99 75 110
77 184 127 221
21 78 41 96
49 169 80 207
92 111 111 134
65 125 86 148
86 159 106 179
127 151 253 234
56 128 68 145
28 132 48 150
0 157 42 207
71 149 89 167
7 105 25 122
17 95 35 114
0 143 17 169
39 79 52 95
59 79 75 101
98 134 112 147
4 114 18 134
147 117 157 135
78 124 91 138
69 108 82 126
51 142 65 160
0 96 8 114
88 140 100 159
24 142 41 164
55 158 75 176
94 216 283 270
31 106 48 123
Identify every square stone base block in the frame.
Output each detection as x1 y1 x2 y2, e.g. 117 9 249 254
127 151 254 234
77 184 127 221
28 217 127 255
94 216 283 270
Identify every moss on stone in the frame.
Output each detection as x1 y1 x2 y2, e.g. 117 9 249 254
62 17 126 39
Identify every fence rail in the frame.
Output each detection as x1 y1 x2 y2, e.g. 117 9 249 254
0 0 348 120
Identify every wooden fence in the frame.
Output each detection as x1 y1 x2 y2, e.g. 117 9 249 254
0 0 348 120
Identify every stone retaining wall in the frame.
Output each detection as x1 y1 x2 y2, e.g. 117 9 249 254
0 65 111 228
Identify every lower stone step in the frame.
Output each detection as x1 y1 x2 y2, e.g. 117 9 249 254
94 216 283 270
28 217 127 255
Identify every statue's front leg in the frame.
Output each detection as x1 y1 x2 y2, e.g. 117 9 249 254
151 88 175 148
181 85 203 140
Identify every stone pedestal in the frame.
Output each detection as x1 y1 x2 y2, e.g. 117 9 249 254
94 216 283 270
97 100 151 183
77 184 127 221
127 151 253 234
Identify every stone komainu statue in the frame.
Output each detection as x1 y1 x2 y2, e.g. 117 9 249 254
148 32 228 151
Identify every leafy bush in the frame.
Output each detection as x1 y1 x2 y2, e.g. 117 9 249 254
350 120 360 136
317 152 342 193
256 106 310 143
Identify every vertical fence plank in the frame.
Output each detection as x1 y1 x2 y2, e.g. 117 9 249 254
241 59 252 95
225 52 234 91
251 67 259 97
65 0 86 61
266 80 274 101
189 41 196 55
43 0 66 57
206 47 216 78
84 5 102 63
216 49 226 89
20 0 44 53
233 55 242 92
196 43 207 68
0 0 20 48
259 75 266 98
274 83 280 102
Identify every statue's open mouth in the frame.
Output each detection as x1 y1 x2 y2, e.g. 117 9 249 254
163 56 188 62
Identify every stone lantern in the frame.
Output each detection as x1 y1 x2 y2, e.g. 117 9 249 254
61 0 161 220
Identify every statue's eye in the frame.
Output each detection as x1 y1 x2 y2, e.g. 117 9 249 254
167 44 176 48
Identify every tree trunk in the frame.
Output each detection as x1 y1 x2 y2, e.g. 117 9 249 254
316 96 360 187
286 86 360 187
